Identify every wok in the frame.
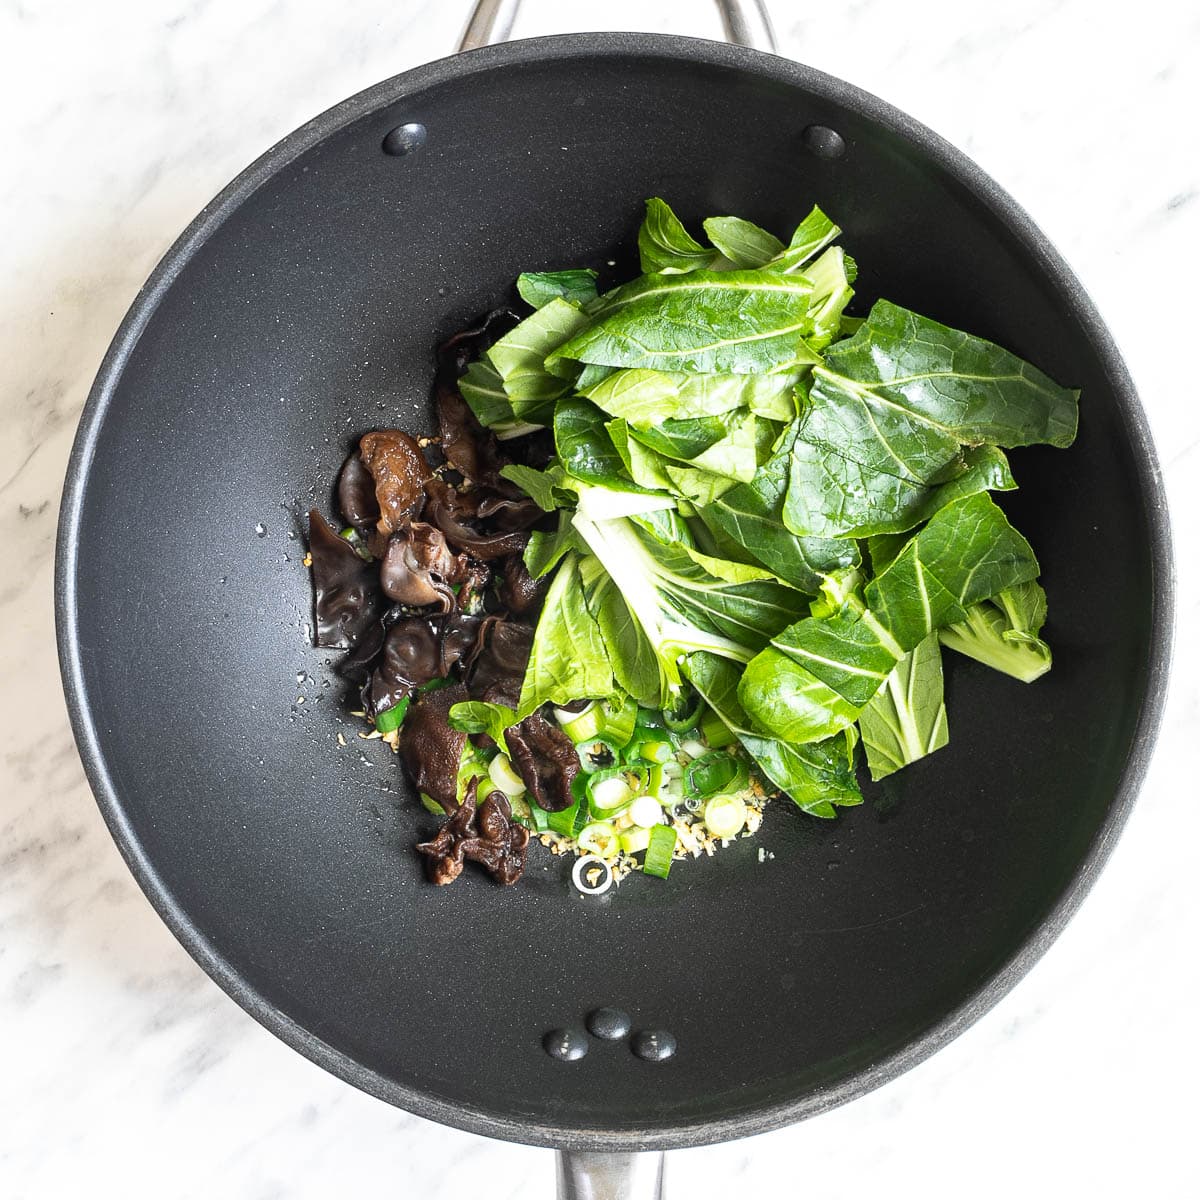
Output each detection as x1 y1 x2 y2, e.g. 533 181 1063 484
55 0 1173 1194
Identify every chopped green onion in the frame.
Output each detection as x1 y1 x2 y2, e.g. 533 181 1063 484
374 697 409 734
631 739 674 765
702 793 748 839
699 707 737 749
547 798 580 837
619 826 652 854
554 701 592 726
528 803 551 833
635 706 667 730
571 854 613 895
578 820 620 860
685 751 749 798
576 736 622 773
562 703 604 743
545 773 590 838
572 799 590 836
643 825 677 878
456 749 490 802
600 695 638 747
646 763 668 798
662 685 703 732
587 770 634 815
679 737 708 760
487 754 526 797
629 795 665 828
419 792 443 816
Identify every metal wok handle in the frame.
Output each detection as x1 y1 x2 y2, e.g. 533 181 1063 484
459 0 777 53
556 1150 666 1200
450 4 776 1196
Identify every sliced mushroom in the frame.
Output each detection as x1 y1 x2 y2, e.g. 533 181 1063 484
359 429 430 534
497 554 548 615
416 778 529 886
424 479 528 560
307 509 383 649
378 522 465 610
505 712 580 812
435 311 521 492
397 681 469 814
336 451 380 529
469 620 534 710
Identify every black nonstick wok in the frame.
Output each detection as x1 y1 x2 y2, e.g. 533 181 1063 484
55 0 1174 1195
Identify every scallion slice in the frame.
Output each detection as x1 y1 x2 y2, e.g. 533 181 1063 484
699 707 737 749
702 793 748 839
662 685 703 733
554 701 592 726
586 770 634 816
629 795 665 828
631 739 674 765
487 753 527 797
374 697 409 734
618 826 652 855
685 751 749 798
576 736 622 773
571 854 613 896
600 694 638 747
577 820 620 860
635 706 667 731
643 825 677 878
562 703 604 743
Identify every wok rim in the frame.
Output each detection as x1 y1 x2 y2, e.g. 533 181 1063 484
54 32 1175 1151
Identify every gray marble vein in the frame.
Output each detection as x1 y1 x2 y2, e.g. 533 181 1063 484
1 0 1197 1196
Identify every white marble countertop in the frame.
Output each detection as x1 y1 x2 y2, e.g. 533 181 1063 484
2 1 1197 1196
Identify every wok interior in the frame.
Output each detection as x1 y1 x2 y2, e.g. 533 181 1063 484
69 43 1156 1145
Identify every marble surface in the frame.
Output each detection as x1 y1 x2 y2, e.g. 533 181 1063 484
2 0 1197 1195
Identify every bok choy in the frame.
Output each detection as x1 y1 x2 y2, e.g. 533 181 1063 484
447 196 1079 819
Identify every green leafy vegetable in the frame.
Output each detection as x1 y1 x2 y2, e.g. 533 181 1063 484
781 299 1079 537
822 300 1079 448
741 493 1040 742
448 701 517 756
517 269 599 309
631 409 759 482
858 634 949 780
438 196 1081 845
458 359 516 429
939 580 1052 682
702 215 784 268
524 511 583 579
637 197 717 274
499 462 567 512
698 421 861 592
487 297 589 413
554 398 640 490
685 651 862 816
768 205 842 273
518 552 615 717
552 271 816 375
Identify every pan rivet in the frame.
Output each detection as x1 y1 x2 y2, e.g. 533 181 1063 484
543 1028 588 1062
586 1007 631 1041
801 124 846 160
631 1030 677 1062
382 123 427 157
